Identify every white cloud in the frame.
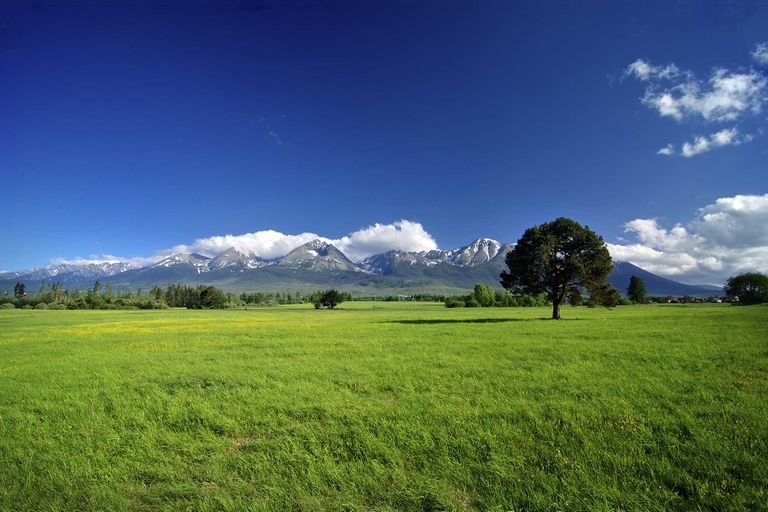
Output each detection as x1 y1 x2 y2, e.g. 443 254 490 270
679 127 751 157
639 67 766 122
608 194 768 283
625 48 766 156
333 220 438 261
625 59 682 81
50 220 439 266
753 42 768 66
657 128 752 158
167 230 326 260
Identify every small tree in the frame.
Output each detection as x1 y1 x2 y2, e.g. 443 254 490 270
587 283 622 308
627 275 647 303
14 282 26 298
199 285 226 309
500 217 613 319
724 272 768 305
315 289 347 309
473 283 496 307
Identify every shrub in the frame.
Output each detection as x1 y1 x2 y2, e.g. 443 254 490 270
444 298 465 308
465 298 480 308
34 303 48 310
0 303 15 309
473 284 496 307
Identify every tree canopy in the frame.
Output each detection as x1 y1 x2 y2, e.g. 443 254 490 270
313 289 349 309
724 273 768 305
500 217 614 319
627 275 647 303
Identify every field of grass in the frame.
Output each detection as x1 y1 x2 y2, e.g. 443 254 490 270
0 303 766 511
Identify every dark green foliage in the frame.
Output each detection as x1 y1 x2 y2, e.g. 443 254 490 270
627 275 648 303
587 283 622 309
13 282 25 298
724 272 768 305
567 288 583 306
443 291 548 308
312 289 350 309
444 297 465 308
240 291 305 306
501 217 613 319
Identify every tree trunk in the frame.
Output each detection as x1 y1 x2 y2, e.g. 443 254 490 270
552 300 561 320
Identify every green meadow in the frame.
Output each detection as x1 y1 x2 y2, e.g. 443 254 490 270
0 303 766 511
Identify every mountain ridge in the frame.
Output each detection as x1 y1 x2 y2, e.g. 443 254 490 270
1 238 722 297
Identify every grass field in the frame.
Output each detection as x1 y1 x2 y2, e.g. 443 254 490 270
0 303 766 511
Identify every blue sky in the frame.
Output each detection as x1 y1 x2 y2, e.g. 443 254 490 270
1 1 767 283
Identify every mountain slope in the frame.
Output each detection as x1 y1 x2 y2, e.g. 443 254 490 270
0 262 136 282
609 261 720 297
278 240 361 272
208 248 269 271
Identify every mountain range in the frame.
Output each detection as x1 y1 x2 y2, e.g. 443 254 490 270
0 238 721 297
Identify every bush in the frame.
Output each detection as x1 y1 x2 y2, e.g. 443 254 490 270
48 303 66 310
34 303 48 310
21 305 33 310
0 303 15 309
473 284 496 307
465 298 480 308
444 298 465 308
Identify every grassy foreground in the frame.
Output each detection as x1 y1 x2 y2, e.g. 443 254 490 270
0 303 766 511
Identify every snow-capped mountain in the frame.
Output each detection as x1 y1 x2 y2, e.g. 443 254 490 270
0 237 721 297
150 253 211 273
208 248 270 271
278 239 362 272
447 238 507 266
358 250 427 274
0 262 137 282
358 238 513 274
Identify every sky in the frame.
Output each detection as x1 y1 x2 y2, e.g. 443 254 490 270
1 0 766 285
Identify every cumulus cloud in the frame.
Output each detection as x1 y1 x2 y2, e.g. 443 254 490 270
50 220 439 266
658 127 753 157
608 194 768 283
166 230 326 260
753 42 768 66
624 47 767 156
639 67 766 122
333 220 438 261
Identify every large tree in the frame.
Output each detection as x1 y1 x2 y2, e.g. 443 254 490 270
724 272 768 305
500 217 613 319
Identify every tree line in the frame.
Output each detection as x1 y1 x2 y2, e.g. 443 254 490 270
1 282 358 310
